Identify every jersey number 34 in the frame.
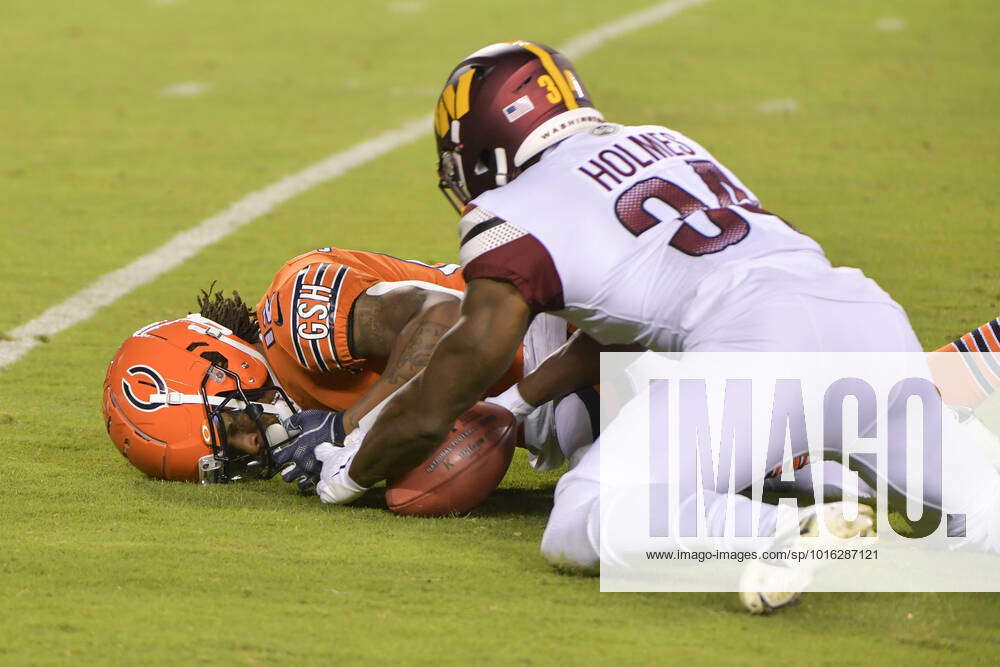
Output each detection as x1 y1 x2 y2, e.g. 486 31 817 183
614 160 780 256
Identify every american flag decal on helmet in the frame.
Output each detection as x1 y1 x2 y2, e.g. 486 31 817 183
502 95 535 123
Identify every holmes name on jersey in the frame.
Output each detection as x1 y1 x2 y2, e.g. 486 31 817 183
577 128 698 192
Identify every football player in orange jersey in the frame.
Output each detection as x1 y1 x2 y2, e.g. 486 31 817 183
254 247 484 439
103 246 588 484
237 247 579 464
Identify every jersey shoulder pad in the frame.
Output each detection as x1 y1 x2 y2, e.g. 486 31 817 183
458 205 529 267
458 205 563 314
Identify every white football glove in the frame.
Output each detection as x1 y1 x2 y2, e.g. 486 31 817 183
315 442 368 505
485 384 535 423
343 425 368 448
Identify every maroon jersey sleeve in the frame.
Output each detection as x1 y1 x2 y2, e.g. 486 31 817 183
460 209 564 314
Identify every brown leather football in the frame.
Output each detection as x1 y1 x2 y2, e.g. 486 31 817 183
386 402 516 516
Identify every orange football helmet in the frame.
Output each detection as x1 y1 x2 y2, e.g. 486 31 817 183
102 314 298 483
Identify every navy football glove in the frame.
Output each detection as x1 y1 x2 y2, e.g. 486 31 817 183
273 410 347 492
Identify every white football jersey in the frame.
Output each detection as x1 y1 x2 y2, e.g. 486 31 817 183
459 123 866 351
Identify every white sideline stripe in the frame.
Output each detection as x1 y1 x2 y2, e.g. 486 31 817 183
559 0 708 59
874 17 906 32
159 81 212 98
0 115 430 368
757 98 799 114
387 0 426 14
0 0 710 371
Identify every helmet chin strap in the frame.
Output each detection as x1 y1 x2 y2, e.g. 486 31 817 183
494 147 509 186
147 392 296 421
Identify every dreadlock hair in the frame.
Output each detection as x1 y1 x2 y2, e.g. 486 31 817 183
195 281 260 344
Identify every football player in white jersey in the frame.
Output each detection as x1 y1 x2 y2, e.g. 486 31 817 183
279 41 1000 611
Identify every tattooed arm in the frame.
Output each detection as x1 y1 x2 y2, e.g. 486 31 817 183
341 286 461 432
350 279 529 485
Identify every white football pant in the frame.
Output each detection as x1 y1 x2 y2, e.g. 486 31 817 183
541 293 1000 571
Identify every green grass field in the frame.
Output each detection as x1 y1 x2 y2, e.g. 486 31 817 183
2 0 999 663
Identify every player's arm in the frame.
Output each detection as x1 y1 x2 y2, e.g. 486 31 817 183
341 286 461 431
930 315 1000 409
490 330 643 420
521 330 642 405
348 278 531 486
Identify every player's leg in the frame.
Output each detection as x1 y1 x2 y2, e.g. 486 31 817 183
539 376 814 571
928 324 1000 549
539 435 600 571
512 386 598 471
694 292 1000 553
554 388 598 465
542 295 1000 572
540 397 899 580
539 379 650 571
682 292 918 610
541 295 913 572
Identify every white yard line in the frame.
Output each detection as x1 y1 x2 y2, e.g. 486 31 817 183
0 116 429 367
159 81 212 97
874 17 906 32
757 98 799 114
387 1 427 14
560 0 707 59
0 0 709 370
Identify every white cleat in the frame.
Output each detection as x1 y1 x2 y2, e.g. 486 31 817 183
739 502 876 615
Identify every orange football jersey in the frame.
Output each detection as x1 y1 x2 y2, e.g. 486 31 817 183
256 248 523 411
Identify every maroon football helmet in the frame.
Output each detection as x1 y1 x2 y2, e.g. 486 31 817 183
435 41 604 211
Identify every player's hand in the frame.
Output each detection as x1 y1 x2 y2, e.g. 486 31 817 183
315 442 368 504
273 410 347 492
284 409 348 446
272 438 324 492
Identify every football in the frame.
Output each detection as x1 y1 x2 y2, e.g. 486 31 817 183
386 401 517 516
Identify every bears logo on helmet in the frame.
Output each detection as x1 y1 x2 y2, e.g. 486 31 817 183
435 40 604 211
102 314 298 483
120 365 168 412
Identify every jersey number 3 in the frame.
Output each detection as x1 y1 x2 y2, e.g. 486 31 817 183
614 160 755 256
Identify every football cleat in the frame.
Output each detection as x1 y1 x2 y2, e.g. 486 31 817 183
102 315 298 483
738 502 876 614
435 41 605 211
